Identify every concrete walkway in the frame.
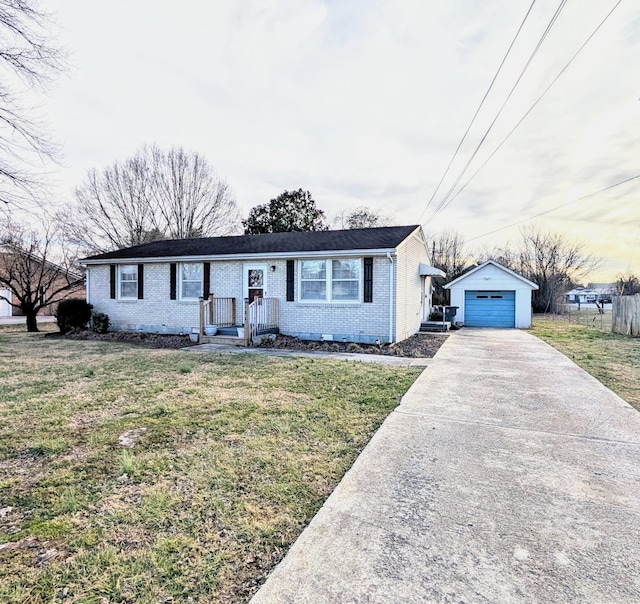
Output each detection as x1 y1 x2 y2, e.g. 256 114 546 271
251 328 640 603
186 343 431 367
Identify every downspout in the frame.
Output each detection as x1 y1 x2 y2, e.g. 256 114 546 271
85 267 90 305
387 252 394 343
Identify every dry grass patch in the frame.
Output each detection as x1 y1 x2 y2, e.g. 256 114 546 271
531 315 640 410
0 325 420 603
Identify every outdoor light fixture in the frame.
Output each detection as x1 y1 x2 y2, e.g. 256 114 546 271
270 265 277 272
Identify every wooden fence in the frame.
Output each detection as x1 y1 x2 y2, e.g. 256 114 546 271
612 294 640 336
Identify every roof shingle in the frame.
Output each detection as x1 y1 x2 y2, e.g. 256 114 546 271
82 225 421 262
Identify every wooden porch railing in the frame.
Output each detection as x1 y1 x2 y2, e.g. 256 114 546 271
244 297 279 345
199 295 236 335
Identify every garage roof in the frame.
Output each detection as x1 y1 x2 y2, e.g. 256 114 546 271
443 260 538 290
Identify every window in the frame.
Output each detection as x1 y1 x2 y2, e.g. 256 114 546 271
180 263 204 300
332 259 359 301
300 260 326 301
119 265 138 299
299 259 361 302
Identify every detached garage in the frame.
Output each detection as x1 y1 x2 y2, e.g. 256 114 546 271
444 260 538 328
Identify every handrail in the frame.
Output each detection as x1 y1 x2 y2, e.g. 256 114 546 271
245 297 279 345
199 295 237 334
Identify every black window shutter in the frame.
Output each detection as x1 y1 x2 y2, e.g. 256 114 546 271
203 262 210 298
286 260 295 301
364 257 373 303
137 264 144 300
170 263 177 300
110 265 116 299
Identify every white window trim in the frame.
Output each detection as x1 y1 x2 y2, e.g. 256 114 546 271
118 264 138 300
298 258 362 304
179 262 204 301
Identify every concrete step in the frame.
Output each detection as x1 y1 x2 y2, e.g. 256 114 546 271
199 334 245 346
420 321 451 333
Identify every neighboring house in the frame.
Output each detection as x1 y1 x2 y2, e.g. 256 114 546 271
0 288 11 317
80 225 444 344
564 283 616 304
444 260 538 328
0 248 85 317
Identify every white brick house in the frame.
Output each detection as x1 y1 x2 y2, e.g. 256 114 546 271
81 225 443 344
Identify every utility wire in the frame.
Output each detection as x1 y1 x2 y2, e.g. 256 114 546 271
430 0 568 219
418 0 538 223
437 0 624 214
465 172 640 243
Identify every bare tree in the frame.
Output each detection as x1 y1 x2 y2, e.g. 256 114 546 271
476 243 520 272
149 145 239 239
517 226 599 313
65 155 158 253
477 226 600 313
64 145 240 253
0 0 62 211
427 230 468 305
332 206 394 230
0 217 84 331
615 272 640 296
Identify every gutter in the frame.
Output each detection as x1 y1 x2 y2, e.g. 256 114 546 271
80 247 398 266
387 252 394 343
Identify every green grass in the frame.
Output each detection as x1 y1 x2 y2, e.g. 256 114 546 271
0 326 421 603
531 314 640 410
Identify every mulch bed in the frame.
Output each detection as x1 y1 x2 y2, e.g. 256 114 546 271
257 333 449 358
62 330 199 349
61 331 449 357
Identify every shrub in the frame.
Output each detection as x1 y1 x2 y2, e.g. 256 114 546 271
55 299 93 334
91 311 110 334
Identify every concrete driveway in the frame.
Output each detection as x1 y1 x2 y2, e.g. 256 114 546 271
251 328 640 603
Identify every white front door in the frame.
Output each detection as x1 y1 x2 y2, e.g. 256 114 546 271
243 264 268 303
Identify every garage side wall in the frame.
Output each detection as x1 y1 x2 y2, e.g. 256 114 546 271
448 264 534 328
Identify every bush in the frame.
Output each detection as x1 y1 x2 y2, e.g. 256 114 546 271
91 312 110 334
55 299 93 334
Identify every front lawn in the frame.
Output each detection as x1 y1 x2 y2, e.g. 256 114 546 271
531 315 640 411
0 326 421 603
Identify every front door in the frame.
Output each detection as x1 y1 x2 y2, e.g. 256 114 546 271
243 264 268 303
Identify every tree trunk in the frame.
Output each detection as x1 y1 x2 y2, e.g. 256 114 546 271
25 312 39 332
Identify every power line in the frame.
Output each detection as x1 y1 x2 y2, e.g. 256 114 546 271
465 173 640 243
430 0 569 219
436 0 624 213
417 0 538 224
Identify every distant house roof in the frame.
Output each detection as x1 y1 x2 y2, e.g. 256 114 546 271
81 225 422 263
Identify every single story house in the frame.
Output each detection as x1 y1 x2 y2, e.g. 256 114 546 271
564 283 616 304
444 260 538 328
81 225 444 344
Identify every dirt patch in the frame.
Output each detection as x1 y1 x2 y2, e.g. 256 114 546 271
63 330 198 349
257 333 448 358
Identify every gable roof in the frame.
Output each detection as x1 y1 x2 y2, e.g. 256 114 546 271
443 260 538 290
81 225 422 264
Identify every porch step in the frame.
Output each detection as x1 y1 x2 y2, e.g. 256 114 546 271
420 321 451 333
199 335 245 346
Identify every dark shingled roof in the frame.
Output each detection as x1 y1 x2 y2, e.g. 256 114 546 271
82 225 421 262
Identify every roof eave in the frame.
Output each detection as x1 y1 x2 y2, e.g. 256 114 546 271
81 247 399 266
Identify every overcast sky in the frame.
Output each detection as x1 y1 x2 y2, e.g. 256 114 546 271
39 0 639 281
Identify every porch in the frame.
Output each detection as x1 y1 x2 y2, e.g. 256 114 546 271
198 295 279 345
